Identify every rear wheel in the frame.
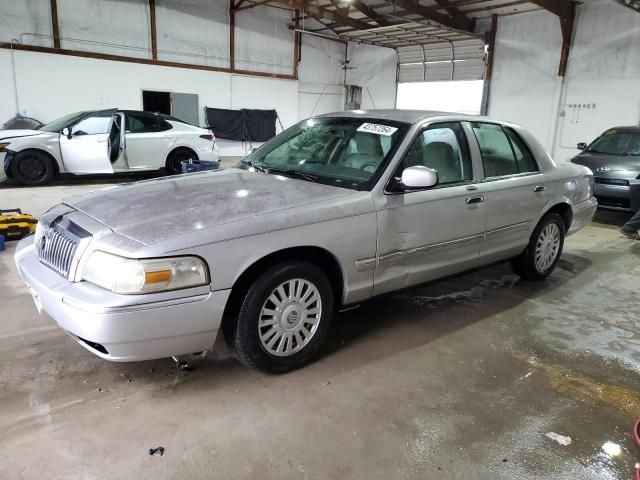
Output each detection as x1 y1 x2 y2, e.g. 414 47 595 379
226 261 335 373
166 148 198 175
511 213 565 280
11 150 55 186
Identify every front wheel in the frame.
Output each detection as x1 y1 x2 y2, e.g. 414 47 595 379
511 213 565 280
11 150 55 186
227 261 335 373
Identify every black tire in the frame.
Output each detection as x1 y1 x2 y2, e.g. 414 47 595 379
165 148 198 175
11 150 55 186
511 213 565 281
226 261 335 373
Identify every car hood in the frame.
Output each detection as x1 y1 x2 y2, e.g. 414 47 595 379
63 168 358 245
571 152 640 174
0 129 47 141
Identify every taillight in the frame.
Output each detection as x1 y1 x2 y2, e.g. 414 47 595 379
200 134 214 141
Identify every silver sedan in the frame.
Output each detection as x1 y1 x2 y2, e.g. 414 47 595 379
15 110 597 372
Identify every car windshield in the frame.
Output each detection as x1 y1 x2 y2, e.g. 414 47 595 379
39 111 90 133
238 117 408 190
587 130 640 156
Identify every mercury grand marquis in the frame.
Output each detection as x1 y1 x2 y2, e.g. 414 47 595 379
15 110 597 373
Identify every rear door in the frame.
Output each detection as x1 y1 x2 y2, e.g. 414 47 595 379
59 109 122 174
122 111 174 170
468 122 550 261
373 121 488 295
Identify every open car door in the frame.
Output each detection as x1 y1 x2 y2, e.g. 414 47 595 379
59 109 125 174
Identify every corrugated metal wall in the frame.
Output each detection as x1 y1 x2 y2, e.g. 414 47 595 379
397 38 486 83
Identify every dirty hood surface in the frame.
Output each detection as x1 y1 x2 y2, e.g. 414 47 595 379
64 168 356 245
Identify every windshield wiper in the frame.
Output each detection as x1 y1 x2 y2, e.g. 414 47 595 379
263 166 320 182
239 159 268 173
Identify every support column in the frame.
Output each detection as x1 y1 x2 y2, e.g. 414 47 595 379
149 0 158 60
50 0 60 48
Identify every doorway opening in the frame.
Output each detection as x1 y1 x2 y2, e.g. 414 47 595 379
142 90 171 115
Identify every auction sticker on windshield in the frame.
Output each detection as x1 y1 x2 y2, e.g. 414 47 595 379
357 123 398 136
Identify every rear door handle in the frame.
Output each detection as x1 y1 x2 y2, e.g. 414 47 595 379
533 185 545 193
466 195 485 205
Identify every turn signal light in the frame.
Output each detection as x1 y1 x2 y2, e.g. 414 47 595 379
200 134 214 141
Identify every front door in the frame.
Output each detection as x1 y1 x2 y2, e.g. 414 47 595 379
373 121 488 296
59 109 123 174
468 122 551 261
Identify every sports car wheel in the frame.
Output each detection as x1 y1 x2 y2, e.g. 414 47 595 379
166 148 198 175
227 261 334 373
511 213 565 281
11 150 55 186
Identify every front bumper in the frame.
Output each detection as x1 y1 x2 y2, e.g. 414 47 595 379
568 196 598 236
593 179 640 212
14 238 230 362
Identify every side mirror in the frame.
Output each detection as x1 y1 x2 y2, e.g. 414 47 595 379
401 165 438 189
62 127 72 139
577 142 587 151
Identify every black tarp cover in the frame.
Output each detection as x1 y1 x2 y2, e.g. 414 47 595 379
205 107 277 142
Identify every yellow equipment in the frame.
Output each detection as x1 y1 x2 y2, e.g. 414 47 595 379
0 209 37 240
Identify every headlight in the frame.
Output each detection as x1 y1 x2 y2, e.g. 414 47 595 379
80 251 209 294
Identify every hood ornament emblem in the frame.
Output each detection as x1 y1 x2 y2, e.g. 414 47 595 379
595 166 609 173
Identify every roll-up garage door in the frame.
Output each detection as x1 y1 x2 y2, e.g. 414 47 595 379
397 38 486 83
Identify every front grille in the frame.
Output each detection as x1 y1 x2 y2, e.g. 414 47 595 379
37 224 81 277
595 177 629 186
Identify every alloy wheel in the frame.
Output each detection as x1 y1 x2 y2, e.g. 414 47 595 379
535 223 561 272
258 278 322 357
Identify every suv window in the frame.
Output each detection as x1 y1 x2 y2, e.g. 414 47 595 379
125 112 160 133
471 122 538 177
396 122 472 186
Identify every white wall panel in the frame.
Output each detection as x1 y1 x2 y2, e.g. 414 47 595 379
235 5 293 75
156 0 229 68
488 9 562 151
0 0 52 46
230 75 298 129
58 0 151 58
346 42 397 109
297 32 346 118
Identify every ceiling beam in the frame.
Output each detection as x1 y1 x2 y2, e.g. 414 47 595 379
528 0 572 19
272 0 376 30
350 0 392 26
430 0 474 29
381 0 474 32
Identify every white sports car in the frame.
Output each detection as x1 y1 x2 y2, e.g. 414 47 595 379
1 109 219 185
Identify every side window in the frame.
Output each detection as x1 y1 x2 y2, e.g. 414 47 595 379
71 112 113 136
397 122 472 185
504 127 538 173
157 118 173 132
125 112 160 133
471 122 518 177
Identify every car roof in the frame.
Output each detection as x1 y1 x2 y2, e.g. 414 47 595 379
315 109 493 125
600 126 640 133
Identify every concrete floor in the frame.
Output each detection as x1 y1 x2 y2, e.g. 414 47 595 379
1 179 639 480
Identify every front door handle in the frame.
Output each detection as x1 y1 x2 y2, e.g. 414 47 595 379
533 185 546 193
466 195 485 205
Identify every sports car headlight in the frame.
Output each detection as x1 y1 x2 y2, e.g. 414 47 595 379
80 251 209 294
